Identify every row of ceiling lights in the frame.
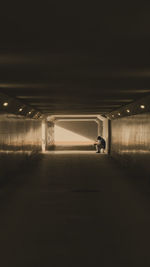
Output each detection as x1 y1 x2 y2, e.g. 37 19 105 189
111 104 145 118
3 101 31 114
2 101 42 118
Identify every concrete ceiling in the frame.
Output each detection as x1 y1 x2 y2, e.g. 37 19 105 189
0 2 150 115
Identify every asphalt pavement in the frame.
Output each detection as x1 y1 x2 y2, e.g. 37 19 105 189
0 151 150 266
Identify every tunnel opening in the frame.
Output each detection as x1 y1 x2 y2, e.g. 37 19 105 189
54 120 97 151
45 115 109 153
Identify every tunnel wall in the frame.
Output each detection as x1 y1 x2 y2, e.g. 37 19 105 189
55 121 98 141
0 114 42 151
53 121 98 150
46 121 55 150
0 114 42 184
111 113 150 176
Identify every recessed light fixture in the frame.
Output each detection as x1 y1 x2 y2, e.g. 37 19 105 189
140 104 145 109
19 108 23 112
28 111 32 114
127 109 130 113
3 102 8 107
118 113 121 116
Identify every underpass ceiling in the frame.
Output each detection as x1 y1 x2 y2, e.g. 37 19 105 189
0 2 150 115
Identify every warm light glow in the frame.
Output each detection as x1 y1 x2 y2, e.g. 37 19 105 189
28 111 31 114
3 102 8 107
118 113 121 116
112 115 114 118
0 150 32 154
35 112 39 118
19 108 23 112
140 104 145 109
54 125 94 145
43 151 96 154
42 121 46 151
127 109 130 113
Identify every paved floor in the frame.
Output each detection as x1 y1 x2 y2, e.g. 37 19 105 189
0 152 150 266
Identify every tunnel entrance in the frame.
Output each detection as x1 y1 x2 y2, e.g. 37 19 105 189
54 120 98 150
43 115 109 153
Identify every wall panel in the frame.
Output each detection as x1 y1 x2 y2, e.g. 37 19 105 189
111 113 150 175
0 114 42 151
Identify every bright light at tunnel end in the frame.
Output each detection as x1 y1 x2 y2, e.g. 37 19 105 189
54 125 95 146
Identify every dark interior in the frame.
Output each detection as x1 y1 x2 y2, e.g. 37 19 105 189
0 2 150 115
1 3 150 266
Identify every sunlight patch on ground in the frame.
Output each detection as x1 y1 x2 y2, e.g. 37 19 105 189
43 150 101 154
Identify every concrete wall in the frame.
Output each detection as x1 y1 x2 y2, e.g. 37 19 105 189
53 120 98 150
46 121 55 150
55 121 98 140
111 113 150 175
0 114 42 184
0 114 42 151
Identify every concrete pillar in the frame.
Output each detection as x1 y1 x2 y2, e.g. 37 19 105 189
102 118 109 153
47 121 55 150
97 121 101 136
41 120 47 152
96 119 103 136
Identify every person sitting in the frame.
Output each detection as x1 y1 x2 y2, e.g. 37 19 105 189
94 136 106 153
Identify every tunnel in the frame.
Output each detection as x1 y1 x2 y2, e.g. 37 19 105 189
1 2 150 266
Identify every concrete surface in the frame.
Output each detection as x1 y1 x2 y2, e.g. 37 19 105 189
0 114 41 152
111 113 150 176
0 152 150 266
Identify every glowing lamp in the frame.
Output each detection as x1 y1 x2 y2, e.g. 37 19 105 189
140 105 145 109
3 102 8 107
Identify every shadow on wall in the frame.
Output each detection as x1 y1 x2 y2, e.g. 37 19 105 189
55 121 98 141
54 121 99 149
54 121 98 150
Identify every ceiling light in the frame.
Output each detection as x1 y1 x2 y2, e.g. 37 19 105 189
140 105 145 109
28 111 31 114
126 109 130 113
19 108 23 112
118 113 121 116
3 102 8 107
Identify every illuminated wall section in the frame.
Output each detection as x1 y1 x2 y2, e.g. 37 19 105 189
54 125 94 146
111 113 150 175
0 114 41 152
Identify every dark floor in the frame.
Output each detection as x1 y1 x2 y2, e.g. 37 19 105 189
0 151 150 266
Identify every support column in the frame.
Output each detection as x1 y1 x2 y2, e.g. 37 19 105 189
97 121 101 136
47 121 55 150
96 119 102 136
42 120 47 152
103 118 109 153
